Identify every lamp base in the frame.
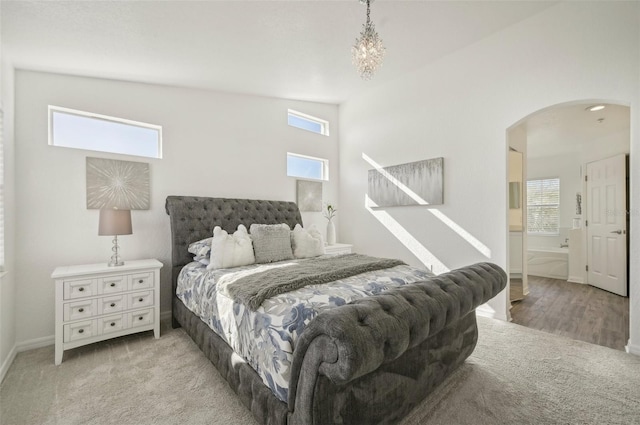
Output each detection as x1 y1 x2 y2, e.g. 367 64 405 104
108 235 125 267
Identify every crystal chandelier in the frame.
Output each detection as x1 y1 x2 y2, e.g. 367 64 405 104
352 0 386 80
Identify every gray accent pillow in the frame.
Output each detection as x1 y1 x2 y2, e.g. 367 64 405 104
250 223 294 264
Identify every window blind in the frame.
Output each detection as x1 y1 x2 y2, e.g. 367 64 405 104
527 178 560 234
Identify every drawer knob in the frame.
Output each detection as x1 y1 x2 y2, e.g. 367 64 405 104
138 279 144 284
78 308 84 313
110 322 116 327
138 316 143 321
138 298 144 302
110 303 116 307
110 283 116 287
79 287 85 292
78 329 84 334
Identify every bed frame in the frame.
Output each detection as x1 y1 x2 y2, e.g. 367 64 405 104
166 196 507 425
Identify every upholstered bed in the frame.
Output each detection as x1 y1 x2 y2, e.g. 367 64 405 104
166 196 507 425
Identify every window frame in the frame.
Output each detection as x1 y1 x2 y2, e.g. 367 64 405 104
286 152 329 181
48 105 163 159
526 177 560 236
287 109 330 136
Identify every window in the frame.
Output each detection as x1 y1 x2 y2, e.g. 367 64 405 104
527 178 560 234
48 106 162 159
287 153 328 181
287 109 329 136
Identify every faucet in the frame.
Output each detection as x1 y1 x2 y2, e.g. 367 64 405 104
560 238 569 248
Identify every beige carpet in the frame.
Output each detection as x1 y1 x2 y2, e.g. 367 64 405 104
2 317 639 425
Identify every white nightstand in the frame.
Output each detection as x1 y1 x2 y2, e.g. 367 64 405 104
52 259 162 365
324 243 353 255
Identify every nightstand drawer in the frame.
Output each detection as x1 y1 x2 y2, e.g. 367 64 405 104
64 320 96 342
130 272 153 290
63 279 97 300
64 299 97 321
98 295 125 315
98 314 126 335
127 291 154 310
129 308 153 328
98 275 127 294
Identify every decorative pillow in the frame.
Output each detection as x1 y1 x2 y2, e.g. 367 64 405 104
188 237 213 261
207 225 255 269
290 224 324 259
250 223 294 264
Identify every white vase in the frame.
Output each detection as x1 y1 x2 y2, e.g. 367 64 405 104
326 220 336 246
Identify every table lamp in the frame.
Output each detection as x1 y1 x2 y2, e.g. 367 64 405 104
99 208 132 266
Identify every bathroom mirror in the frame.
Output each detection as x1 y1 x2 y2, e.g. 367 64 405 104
509 182 521 209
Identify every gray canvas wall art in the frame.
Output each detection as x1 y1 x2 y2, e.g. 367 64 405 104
368 157 443 207
86 157 150 210
297 180 323 212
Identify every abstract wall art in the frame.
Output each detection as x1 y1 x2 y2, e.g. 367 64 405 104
86 157 150 210
368 157 443 207
296 179 323 212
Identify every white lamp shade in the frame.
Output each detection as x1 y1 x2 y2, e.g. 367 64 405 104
99 209 132 236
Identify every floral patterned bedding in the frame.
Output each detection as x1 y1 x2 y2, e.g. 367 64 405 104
176 256 434 402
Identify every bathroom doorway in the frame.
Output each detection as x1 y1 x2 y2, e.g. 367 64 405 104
506 102 631 351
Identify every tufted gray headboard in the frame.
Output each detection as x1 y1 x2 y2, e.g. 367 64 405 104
165 196 303 293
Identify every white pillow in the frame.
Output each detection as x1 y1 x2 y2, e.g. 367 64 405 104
207 224 255 269
290 224 324 259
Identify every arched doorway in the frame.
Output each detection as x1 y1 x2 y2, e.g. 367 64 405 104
506 100 631 351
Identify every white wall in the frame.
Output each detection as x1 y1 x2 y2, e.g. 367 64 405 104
14 70 339 344
631 20 640 355
338 2 639 326
527 153 583 249
0 53 17 379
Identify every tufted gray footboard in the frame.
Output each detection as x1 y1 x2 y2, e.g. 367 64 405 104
287 262 506 424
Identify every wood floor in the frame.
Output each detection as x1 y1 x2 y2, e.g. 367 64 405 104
510 276 630 351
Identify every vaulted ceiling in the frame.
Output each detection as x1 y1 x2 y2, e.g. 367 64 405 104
2 1 556 104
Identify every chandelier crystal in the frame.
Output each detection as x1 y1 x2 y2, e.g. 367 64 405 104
352 0 385 80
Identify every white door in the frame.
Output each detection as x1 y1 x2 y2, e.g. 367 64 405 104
586 154 627 296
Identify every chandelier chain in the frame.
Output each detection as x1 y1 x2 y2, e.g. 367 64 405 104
366 0 370 26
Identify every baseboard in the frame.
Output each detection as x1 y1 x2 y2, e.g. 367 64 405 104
567 276 584 284
11 313 173 358
476 307 508 322
626 340 640 356
528 272 569 280
15 335 55 352
0 344 17 384
510 272 522 279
